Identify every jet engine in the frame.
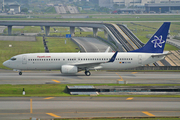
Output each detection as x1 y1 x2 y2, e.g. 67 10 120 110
61 65 78 74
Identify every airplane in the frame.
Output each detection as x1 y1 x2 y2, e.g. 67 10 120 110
3 22 170 76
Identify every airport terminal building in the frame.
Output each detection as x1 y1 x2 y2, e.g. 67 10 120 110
99 0 180 8
145 3 180 13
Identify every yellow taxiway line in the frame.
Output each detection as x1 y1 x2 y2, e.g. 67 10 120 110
46 113 61 118
30 99 32 113
126 97 134 100
44 97 54 100
52 79 61 83
142 111 155 116
132 72 138 74
116 73 124 81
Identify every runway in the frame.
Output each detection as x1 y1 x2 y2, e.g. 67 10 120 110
0 97 180 120
0 70 180 85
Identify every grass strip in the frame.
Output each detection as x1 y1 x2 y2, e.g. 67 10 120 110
0 84 180 97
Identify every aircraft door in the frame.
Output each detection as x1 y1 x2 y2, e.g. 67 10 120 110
22 55 27 64
138 55 142 64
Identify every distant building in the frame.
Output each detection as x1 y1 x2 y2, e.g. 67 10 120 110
99 0 113 8
89 0 98 4
145 3 180 13
9 3 20 13
99 0 180 8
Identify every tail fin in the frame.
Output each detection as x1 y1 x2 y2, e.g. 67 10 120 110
130 22 171 53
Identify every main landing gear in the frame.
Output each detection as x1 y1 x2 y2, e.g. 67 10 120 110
19 72 22 75
85 71 91 76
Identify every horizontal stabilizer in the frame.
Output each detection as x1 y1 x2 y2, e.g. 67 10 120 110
151 51 170 57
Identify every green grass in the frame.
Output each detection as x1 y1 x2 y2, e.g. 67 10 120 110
1 15 180 21
125 22 180 36
46 37 79 52
3 26 42 34
0 84 180 97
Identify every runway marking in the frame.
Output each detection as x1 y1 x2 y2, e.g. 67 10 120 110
116 73 123 81
30 99 32 113
132 72 138 74
44 97 54 100
126 97 133 100
52 80 61 83
46 113 61 118
142 111 155 116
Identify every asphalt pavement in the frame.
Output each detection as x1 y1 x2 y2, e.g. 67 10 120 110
0 97 180 120
0 70 180 85
72 37 113 52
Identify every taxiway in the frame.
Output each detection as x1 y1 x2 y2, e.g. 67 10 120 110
0 70 180 85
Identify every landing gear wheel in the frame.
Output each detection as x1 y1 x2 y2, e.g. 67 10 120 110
85 71 91 76
19 72 22 75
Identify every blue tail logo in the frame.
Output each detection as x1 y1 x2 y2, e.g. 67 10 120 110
130 22 171 53
151 35 165 48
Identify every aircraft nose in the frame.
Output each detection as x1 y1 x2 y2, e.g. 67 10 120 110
3 60 10 67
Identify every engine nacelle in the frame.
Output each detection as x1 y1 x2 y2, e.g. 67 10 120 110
61 65 78 74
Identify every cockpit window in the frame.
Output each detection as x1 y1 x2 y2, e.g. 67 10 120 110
10 58 17 61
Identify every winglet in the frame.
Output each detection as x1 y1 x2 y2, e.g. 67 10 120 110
108 51 118 62
105 46 110 53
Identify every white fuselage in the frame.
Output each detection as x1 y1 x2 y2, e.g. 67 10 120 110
3 52 164 71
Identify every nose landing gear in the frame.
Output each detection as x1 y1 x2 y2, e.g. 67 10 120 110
19 72 22 75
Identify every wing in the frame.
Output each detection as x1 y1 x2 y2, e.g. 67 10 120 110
69 51 118 69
